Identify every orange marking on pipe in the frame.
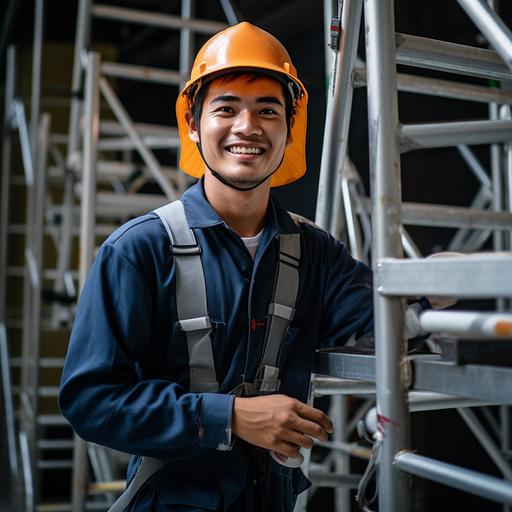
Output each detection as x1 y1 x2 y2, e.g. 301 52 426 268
495 321 512 337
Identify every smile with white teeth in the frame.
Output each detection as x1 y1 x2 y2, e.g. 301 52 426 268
227 146 263 155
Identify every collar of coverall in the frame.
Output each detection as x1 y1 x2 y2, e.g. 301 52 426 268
176 178 300 236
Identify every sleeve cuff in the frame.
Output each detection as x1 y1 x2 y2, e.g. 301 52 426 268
197 393 235 451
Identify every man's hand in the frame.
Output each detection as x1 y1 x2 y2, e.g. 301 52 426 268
232 394 334 458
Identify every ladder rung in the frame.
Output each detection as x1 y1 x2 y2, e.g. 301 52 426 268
98 134 179 151
96 192 168 217
36 501 114 511
92 4 227 34
38 439 74 450
101 61 181 85
100 120 178 138
360 198 512 230
37 459 73 469
37 415 68 426
353 68 512 104
89 480 126 494
400 119 512 152
13 385 59 397
377 253 512 298
11 357 65 368
395 32 512 81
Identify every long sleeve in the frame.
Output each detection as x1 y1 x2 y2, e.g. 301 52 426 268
318 236 374 348
58 241 234 458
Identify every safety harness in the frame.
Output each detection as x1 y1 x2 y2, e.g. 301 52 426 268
107 200 301 512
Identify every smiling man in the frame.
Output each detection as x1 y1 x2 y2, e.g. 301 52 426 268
59 22 376 511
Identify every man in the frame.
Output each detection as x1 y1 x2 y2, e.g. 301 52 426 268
59 22 380 511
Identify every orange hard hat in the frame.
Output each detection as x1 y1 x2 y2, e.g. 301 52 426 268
175 22 308 187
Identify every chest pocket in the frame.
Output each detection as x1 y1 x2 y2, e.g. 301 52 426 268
162 319 226 390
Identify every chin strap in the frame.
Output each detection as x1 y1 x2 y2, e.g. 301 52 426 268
196 142 285 192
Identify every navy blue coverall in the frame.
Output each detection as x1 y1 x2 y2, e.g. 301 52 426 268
59 180 374 511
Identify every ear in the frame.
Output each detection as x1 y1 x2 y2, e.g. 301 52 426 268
286 116 295 146
185 110 200 143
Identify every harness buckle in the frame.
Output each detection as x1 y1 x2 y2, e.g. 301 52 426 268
171 244 201 256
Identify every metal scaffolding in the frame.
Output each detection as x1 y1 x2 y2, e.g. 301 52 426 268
313 0 512 511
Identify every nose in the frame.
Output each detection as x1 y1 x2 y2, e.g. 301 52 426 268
231 109 262 136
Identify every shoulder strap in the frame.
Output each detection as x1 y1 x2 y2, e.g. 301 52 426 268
251 233 301 394
154 200 218 393
106 457 165 512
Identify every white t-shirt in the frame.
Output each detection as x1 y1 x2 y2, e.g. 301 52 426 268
241 229 264 260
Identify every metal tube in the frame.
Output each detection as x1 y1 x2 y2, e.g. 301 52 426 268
0 324 19 488
54 0 91 327
98 135 180 151
71 51 101 512
308 472 362 488
30 0 44 160
323 0 335 85
490 102 504 254
342 176 364 260
331 395 350 510
457 0 512 72
354 67 512 104
99 77 178 201
448 187 491 251
457 145 493 190
458 407 512 481
395 451 512 505
378 254 512 298
101 61 181 85
313 377 376 396
14 101 35 186
365 0 411 510
504 106 512 250
315 0 362 230
314 439 372 460
400 227 422 258
395 32 512 81
462 228 493 252
400 119 512 152
218 0 240 25
0 46 15 323
91 4 227 34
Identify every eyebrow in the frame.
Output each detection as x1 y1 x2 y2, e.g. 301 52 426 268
210 95 283 106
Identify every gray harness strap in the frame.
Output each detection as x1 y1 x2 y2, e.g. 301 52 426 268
246 233 301 394
107 457 165 512
107 208 301 511
155 200 218 393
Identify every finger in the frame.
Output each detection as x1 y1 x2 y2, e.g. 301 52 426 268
294 418 329 442
295 403 334 433
284 430 314 449
274 441 301 459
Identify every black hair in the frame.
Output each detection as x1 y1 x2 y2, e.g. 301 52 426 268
191 70 295 138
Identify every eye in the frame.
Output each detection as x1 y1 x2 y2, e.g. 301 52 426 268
260 107 279 116
213 105 235 114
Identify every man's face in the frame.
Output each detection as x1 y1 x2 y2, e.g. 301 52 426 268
187 75 290 189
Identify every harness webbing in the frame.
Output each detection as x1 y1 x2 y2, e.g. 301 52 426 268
155 200 218 393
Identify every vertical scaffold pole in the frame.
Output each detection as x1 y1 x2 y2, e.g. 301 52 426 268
30 0 44 159
315 0 363 231
71 51 100 512
364 0 411 510
1 45 19 493
53 0 92 326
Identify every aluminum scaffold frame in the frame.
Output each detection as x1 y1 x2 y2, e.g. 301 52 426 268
312 0 512 510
